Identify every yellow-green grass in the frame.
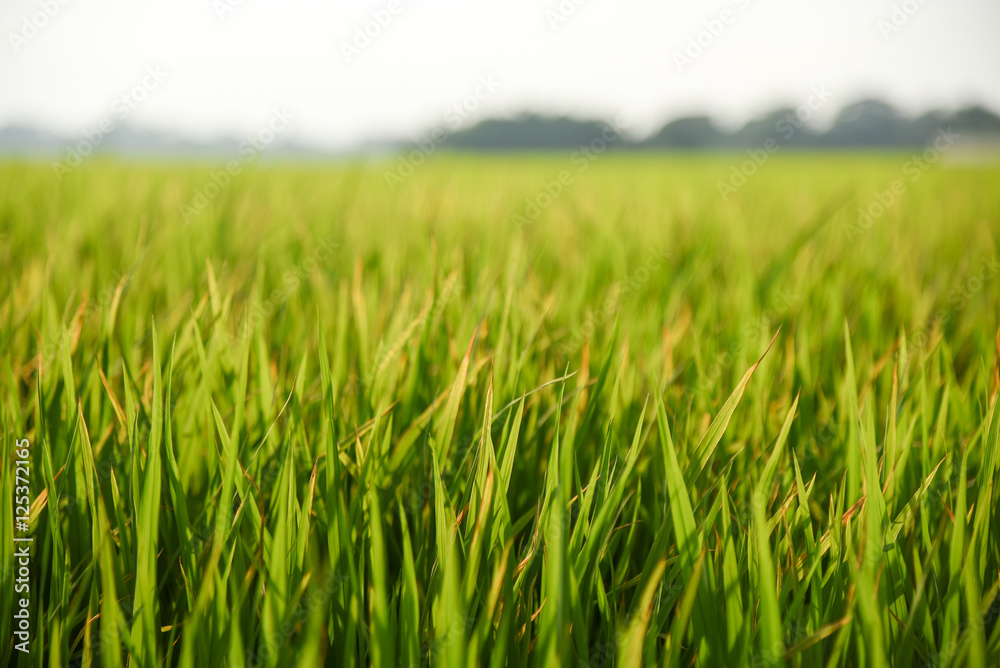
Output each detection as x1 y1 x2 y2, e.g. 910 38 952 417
0 154 998 667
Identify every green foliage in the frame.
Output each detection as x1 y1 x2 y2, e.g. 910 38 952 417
1 155 999 666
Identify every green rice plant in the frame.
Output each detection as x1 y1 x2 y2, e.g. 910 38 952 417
0 154 998 667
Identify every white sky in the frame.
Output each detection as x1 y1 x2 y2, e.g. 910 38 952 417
1 0 999 149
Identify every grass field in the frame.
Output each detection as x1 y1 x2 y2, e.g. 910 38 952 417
1 154 999 667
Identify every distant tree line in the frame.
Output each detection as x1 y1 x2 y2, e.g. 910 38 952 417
3 99 999 157
443 100 1000 150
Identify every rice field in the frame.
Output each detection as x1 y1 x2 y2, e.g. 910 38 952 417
1 154 999 667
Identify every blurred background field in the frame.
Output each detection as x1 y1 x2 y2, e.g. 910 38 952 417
2 154 998 375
